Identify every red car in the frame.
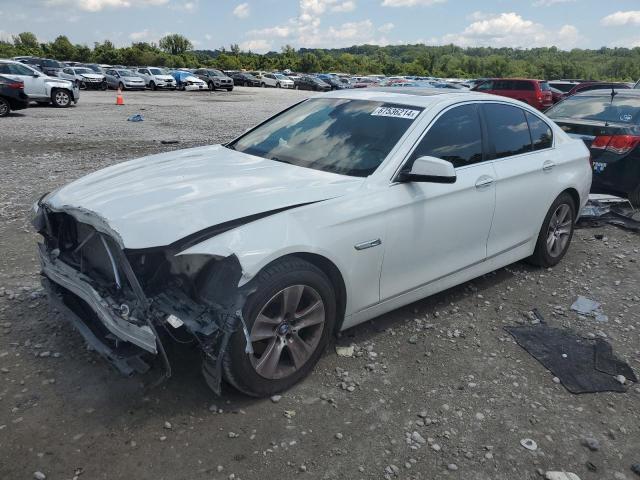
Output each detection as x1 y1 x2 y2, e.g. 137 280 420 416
472 78 553 110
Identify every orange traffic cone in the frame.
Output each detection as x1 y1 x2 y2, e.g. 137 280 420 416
116 87 124 106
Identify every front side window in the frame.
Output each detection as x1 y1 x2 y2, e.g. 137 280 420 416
483 104 532 159
409 104 483 168
116 69 133 76
475 80 494 91
229 98 424 177
526 112 553 150
9 63 35 75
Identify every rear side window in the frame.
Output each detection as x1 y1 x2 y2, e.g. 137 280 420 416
526 112 553 150
410 104 483 168
539 82 550 91
483 104 532 159
514 81 535 91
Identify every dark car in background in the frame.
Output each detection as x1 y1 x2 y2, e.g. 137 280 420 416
317 74 349 90
546 90 640 206
232 72 261 87
565 82 631 97
472 78 553 111
193 69 234 91
0 75 29 117
294 75 331 91
15 57 65 77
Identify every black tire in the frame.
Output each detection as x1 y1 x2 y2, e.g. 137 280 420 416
101 82 107 91
226 87 233 92
51 89 72 108
221 257 336 397
529 192 576 267
276 82 281 88
0 98 10 117
629 185 640 208
243 81 249 87
150 81 156 91
118 82 125 91
261 82 266 88
294 84 299 90
208 81 214 91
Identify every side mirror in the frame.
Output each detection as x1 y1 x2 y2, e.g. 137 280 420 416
32 72 40 77
398 156 456 184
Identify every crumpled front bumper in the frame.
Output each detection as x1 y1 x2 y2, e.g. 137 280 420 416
38 243 158 374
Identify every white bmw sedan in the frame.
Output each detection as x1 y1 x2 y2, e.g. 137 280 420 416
33 89 591 397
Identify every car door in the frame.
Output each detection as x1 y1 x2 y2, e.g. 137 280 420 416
6 63 47 97
482 102 556 257
104 70 115 88
380 103 497 300
60 68 74 82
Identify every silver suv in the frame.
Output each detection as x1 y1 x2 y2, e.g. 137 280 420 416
0 59 79 107
136 67 176 90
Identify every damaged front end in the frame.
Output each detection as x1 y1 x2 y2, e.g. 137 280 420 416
33 202 253 394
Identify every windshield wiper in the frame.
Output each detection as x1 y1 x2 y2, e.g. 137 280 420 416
269 156 293 165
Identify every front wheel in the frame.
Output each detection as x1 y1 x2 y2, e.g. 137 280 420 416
0 98 10 117
261 82 266 88
221 257 336 397
52 89 72 108
150 81 156 91
118 82 125 91
529 192 576 267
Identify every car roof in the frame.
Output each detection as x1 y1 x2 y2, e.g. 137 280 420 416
319 88 494 107
573 89 640 98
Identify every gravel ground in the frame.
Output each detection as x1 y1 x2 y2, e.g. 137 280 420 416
1 89 639 480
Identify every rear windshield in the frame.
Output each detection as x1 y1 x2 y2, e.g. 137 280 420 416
228 98 424 177
539 82 550 91
74 68 93 74
117 69 134 76
549 82 575 93
546 95 640 124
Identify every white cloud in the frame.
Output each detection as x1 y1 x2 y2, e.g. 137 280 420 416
233 2 250 18
381 0 445 7
331 1 356 12
245 0 390 50
532 0 575 6
129 29 151 40
601 10 640 26
239 38 272 52
441 12 581 49
44 0 169 12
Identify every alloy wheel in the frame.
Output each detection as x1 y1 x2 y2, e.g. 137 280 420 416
0 99 9 117
54 91 70 107
249 285 326 380
546 203 572 257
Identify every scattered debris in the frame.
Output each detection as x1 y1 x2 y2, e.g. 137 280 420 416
270 395 282 403
505 312 637 394
630 464 640 476
160 140 180 144
127 113 144 122
545 472 581 480
571 296 608 322
520 438 538 451
582 437 600 451
335 345 354 357
578 197 640 233
33 472 46 480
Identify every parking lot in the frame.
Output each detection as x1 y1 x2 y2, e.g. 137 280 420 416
1 88 639 480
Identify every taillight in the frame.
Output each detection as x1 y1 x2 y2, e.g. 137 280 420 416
6 82 23 89
592 135 640 155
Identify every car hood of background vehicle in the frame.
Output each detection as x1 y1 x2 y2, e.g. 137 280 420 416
155 75 174 81
44 145 364 250
81 74 104 80
122 76 144 82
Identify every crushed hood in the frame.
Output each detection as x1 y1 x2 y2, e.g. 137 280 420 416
44 145 363 250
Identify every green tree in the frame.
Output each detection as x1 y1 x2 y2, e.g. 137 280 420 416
159 34 192 55
13 32 39 50
48 35 76 60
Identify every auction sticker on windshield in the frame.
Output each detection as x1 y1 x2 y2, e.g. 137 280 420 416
371 106 421 119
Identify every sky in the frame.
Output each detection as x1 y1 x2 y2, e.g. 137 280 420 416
1 0 640 52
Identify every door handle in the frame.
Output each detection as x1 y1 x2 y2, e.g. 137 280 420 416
475 176 495 189
543 160 556 172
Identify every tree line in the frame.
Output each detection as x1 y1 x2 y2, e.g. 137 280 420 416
2 32 640 81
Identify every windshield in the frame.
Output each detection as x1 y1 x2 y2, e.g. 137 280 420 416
546 94 640 124
275 74 287 80
74 68 93 74
209 69 224 76
228 98 423 177
117 69 134 76
149 68 162 75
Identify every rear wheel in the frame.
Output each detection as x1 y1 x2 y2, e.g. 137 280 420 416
261 82 266 88
149 81 156 91
244 81 249 87
221 257 336 397
530 192 576 267
0 98 10 117
51 89 72 108
118 82 125 91
208 81 214 91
